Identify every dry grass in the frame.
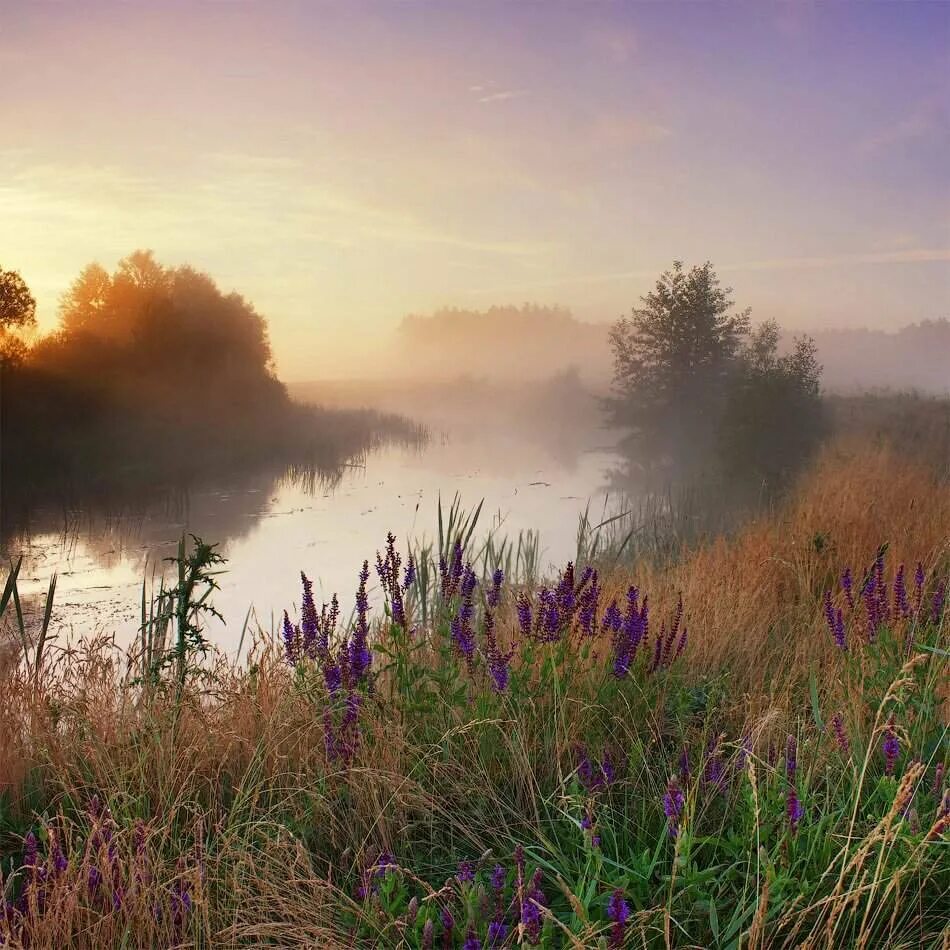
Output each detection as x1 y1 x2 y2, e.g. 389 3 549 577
1 437 947 948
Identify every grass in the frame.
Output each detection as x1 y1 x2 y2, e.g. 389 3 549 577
0 439 947 948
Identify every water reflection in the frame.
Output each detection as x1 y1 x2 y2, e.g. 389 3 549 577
3 435 620 652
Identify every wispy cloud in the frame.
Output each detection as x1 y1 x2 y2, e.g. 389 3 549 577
468 81 529 105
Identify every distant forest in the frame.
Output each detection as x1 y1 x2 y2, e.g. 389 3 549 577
393 305 950 393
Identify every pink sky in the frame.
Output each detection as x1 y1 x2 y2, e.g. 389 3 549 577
1 1 948 379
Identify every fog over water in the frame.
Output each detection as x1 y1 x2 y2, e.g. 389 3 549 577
6 425 621 653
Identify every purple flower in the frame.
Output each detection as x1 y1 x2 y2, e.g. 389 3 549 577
606 889 631 949
440 907 455 942
933 762 945 798
485 619 514 694
300 572 320 657
486 920 509 946
282 610 300 665
456 860 475 884
538 588 561 642
914 562 925 614
22 831 38 873
487 568 504 608
491 864 506 892
841 567 854 609
422 919 434 950
824 590 846 650
516 594 533 638
894 564 909 618
785 735 798 782
463 928 481 950
883 717 900 776
402 555 416 592
704 739 726 792
786 785 803 833
663 777 685 837
831 715 850 756
602 599 622 635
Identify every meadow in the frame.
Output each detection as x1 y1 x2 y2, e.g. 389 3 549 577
0 433 947 948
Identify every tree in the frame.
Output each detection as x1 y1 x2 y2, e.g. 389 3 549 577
607 261 751 477
0 266 37 364
718 320 825 489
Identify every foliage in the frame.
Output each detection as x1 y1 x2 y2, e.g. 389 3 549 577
0 267 36 333
607 261 751 477
607 262 825 497
718 320 827 490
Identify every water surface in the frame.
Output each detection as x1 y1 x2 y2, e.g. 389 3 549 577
5 433 621 653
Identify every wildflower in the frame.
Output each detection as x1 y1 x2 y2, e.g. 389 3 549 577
555 562 576 615
602 599 622 635
577 576 600 637
491 864 506 892
22 832 38 874
402 555 416 592
705 737 726 792
516 594 532 638
440 907 455 944
606 889 631 949
349 561 372 681
883 717 900 776
450 614 476 668
894 564 909 618
914 562 925 614
824 590 846 650
486 920 509 946
538 587 561 641
663 777 685 837
521 869 545 945
786 785 803 833
421 918 435 950
841 567 854 609
300 572 320 658
484 612 514 692
282 611 300 665
487 568 504 608
456 861 475 884
463 928 481 950
831 715 850 755
785 735 797 782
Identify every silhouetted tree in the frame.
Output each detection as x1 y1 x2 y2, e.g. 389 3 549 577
607 261 751 477
0 266 37 364
0 266 36 332
718 320 825 489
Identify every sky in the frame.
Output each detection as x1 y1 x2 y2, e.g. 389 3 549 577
1 0 948 380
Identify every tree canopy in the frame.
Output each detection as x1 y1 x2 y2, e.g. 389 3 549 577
608 261 824 490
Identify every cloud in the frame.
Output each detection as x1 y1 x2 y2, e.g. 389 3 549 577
477 89 528 104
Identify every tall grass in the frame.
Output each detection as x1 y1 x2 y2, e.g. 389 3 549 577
1 441 947 948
